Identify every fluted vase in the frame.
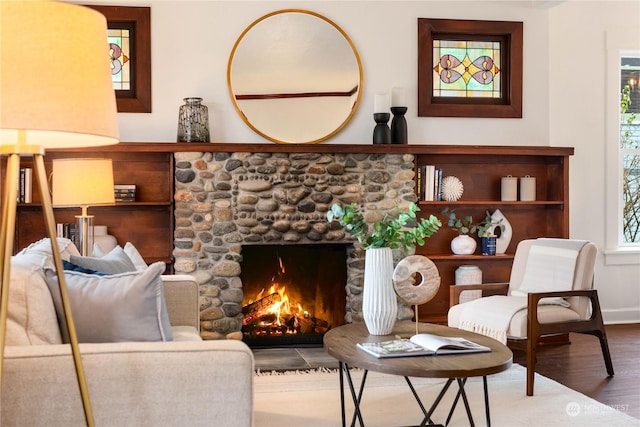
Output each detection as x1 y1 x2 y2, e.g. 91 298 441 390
362 247 398 335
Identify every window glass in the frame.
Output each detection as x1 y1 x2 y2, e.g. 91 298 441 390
432 40 501 98
621 56 640 244
108 28 130 91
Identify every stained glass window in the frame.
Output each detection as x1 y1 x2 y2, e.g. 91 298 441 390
432 40 501 98
108 28 130 91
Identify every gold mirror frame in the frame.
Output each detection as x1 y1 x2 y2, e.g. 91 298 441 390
227 9 363 144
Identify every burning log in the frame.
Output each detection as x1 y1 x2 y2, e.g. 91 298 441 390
242 292 280 325
314 319 330 334
244 314 277 328
241 283 333 340
298 316 315 334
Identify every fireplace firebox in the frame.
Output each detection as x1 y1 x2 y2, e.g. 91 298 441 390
240 244 348 347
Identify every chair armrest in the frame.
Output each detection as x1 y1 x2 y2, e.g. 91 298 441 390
527 289 598 303
161 275 199 330
449 282 509 306
527 289 603 336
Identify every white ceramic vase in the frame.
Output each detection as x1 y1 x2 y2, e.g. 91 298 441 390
362 247 398 335
450 234 477 255
93 225 118 255
491 209 512 254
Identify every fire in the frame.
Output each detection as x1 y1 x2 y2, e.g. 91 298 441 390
242 256 323 337
247 284 308 328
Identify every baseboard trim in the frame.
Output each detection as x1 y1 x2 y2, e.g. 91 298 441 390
602 308 640 324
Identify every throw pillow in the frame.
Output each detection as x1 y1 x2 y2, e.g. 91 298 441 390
44 261 174 343
124 242 149 271
18 237 81 266
6 252 63 345
92 242 148 271
62 260 106 275
70 245 136 274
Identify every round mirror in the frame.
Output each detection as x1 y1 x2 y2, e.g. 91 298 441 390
227 9 363 144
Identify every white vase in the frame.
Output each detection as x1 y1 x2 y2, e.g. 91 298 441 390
362 247 398 335
455 265 483 304
491 209 512 254
450 235 477 255
92 225 118 255
455 265 482 285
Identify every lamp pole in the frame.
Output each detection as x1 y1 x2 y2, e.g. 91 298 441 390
0 142 95 426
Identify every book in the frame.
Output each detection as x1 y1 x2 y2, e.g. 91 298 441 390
356 333 491 359
114 184 136 190
416 165 424 200
425 165 435 201
57 222 78 242
114 184 136 202
18 167 33 203
23 167 32 203
18 168 25 203
434 167 443 201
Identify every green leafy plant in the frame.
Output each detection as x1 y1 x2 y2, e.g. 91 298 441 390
327 202 441 251
475 210 505 238
441 207 476 235
441 208 504 237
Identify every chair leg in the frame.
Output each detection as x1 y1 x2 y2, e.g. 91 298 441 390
589 292 615 377
526 293 541 396
598 332 615 376
585 327 615 377
526 339 537 396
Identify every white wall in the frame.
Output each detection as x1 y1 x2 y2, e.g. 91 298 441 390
77 0 639 322
549 0 640 324
80 0 551 145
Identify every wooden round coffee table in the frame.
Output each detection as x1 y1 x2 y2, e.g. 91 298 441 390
324 321 513 427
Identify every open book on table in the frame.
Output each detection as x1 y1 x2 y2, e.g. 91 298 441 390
356 333 491 359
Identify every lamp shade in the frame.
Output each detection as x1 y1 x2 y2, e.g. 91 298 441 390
52 159 115 207
0 1 119 148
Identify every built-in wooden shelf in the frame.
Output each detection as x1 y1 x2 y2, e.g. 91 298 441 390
411 146 572 323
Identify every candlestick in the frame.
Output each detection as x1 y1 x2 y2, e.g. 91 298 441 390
391 107 408 144
373 113 391 144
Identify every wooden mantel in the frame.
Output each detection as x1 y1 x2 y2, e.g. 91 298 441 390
50 142 574 157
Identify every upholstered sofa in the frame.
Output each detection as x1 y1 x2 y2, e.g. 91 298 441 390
1 239 254 426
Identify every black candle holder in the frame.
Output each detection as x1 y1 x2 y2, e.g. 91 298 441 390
372 113 391 145
390 106 408 145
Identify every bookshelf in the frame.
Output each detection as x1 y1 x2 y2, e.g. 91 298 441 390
5 144 175 271
410 146 573 323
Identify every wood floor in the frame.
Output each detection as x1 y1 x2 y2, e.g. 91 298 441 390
512 323 640 420
252 323 640 420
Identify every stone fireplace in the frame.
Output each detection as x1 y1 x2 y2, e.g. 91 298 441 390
173 150 417 340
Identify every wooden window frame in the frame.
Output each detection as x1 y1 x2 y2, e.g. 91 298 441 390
418 18 523 118
86 5 152 113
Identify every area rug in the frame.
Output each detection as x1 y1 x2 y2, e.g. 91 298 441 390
254 364 638 426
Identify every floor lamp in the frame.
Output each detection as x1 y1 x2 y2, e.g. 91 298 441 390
0 2 120 426
52 159 116 256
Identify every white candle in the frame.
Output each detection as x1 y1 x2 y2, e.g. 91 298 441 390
374 92 388 113
391 87 406 107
